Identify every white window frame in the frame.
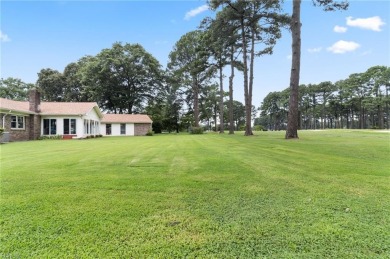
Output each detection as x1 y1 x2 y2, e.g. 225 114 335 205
11 115 25 130
43 118 57 135
64 118 77 135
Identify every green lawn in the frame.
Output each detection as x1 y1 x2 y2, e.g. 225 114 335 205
1 130 389 258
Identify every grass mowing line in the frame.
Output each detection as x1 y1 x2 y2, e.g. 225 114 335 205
0 130 389 257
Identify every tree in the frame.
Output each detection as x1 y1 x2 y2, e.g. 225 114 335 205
285 0 348 138
63 61 91 102
365 66 388 129
232 100 246 130
81 42 163 113
168 30 213 127
260 90 289 130
202 10 244 134
0 77 32 101
210 0 289 136
36 68 66 101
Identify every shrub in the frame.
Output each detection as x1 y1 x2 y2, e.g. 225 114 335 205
191 127 204 134
145 129 154 136
253 125 268 131
38 135 62 140
0 128 4 136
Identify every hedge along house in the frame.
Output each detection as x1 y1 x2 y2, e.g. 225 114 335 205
100 114 152 136
0 89 151 141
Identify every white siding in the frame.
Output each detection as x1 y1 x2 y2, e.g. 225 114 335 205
41 107 102 138
100 123 135 136
112 124 121 136
41 116 83 137
75 118 84 138
127 123 135 136
81 108 101 137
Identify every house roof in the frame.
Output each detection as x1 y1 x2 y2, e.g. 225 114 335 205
0 98 102 117
0 98 33 114
40 102 102 117
101 114 152 124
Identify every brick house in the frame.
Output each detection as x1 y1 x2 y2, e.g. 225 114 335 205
0 89 152 142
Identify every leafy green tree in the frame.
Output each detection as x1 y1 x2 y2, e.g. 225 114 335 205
81 42 163 113
0 77 32 101
365 66 388 129
200 84 219 131
168 30 214 127
260 90 288 130
63 61 92 102
233 100 246 130
36 68 66 101
315 81 335 129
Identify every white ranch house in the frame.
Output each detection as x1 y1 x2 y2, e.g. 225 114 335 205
0 89 152 142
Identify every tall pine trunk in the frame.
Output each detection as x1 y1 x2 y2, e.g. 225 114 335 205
219 65 225 133
240 15 251 136
286 0 301 139
229 47 235 134
193 76 199 127
245 27 255 136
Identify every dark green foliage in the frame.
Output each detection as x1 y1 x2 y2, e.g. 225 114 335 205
152 121 162 134
145 129 154 136
0 77 33 101
253 125 265 131
79 43 164 114
190 127 204 134
38 135 62 140
261 65 390 130
36 68 66 101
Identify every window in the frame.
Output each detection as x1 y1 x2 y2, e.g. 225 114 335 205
11 116 25 129
120 124 126 135
64 119 76 134
43 119 57 135
106 124 111 135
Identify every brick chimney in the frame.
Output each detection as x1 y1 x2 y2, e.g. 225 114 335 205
29 88 41 113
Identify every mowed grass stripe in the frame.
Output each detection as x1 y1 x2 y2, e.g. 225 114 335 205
0 130 389 258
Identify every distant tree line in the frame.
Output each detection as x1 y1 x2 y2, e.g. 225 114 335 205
258 66 390 130
3 0 372 135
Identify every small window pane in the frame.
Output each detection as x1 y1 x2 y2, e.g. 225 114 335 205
106 124 111 135
11 116 17 128
120 124 126 135
44 119 50 135
50 119 57 135
17 117 24 128
64 119 69 134
70 119 76 134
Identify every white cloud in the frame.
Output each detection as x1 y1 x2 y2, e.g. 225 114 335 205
308 47 322 53
184 5 209 21
327 40 360 54
286 55 292 60
0 30 11 42
334 25 347 33
346 16 385 31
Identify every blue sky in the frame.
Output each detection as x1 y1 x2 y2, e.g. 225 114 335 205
1 0 389 107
